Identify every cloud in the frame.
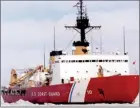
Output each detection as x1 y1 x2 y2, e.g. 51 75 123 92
1 1 138 22
1 1 139 85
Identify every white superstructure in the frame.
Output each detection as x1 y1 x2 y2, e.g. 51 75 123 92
50 54 129 85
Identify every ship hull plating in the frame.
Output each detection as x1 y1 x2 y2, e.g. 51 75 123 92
2 75 139 104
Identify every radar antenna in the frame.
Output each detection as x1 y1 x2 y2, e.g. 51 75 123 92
65 0 101 47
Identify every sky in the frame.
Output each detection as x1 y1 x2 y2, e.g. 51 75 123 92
1 1 139 86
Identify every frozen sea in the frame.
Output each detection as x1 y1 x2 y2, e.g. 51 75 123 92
1 95 139 107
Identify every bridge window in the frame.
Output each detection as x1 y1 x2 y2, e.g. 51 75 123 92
99 60 102 62
85 60 89 62
60 59 127 63
105 60 108 62
71 60 75 63
125 60 128 62
117 60 120 62
61 60 65 63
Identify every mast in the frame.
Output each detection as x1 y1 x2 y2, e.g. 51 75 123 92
91 35 93 54
100 29 102 54
54 26 56 51
123 26 126 55
65 0 101 46
44 45 46 69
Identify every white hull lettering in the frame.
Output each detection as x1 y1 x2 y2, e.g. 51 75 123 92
87 90 92 95
48 92 60 96
31 92 36 96
38 92 48 96
31 92 60 96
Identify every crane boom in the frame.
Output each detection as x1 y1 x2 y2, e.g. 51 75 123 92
9 65 43 86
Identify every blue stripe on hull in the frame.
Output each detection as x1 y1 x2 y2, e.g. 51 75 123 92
68 83 76 103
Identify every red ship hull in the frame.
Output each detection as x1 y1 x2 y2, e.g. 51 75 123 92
2 75 139 104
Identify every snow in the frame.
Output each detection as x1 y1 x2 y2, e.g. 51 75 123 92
1 94 139 106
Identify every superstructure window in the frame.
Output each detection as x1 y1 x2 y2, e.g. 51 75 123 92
61 60 65 63
105 60 108 62
125 60 128 62
117 60 120 62
55 61 58 63
60 59 127 63
99 60 102 62
71 60 75 63
113 60 116 62
85 60 89 62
